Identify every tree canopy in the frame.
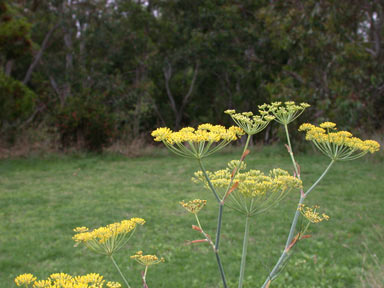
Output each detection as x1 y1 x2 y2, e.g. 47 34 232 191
1 0 383 150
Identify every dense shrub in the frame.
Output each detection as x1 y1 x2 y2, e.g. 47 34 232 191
0 72 36 139
55 95 116 152
0 2 32 59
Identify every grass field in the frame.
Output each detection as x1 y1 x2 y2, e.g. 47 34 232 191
1 146 383 288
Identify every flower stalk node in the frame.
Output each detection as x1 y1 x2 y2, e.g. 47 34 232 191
241 149 250 161
284 144 291 153
192 225 202 232
285 233 300 252
224 181 239 201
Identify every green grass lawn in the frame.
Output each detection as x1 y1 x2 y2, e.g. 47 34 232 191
1 146 383 288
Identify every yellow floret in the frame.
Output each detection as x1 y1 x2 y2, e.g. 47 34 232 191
15 274 37 286
131 251 165 266
49 273 73 282
225 109 274 135
193 161 302 216
32 280 51 288
266 101 310 124
73 227 89 233
298 123 315 131
151 123 245 159
320 122 337 129
299 122 380 160
73 218 145 255
298 204 330 223
107 282 122 288
151 127 173 142
179 199 207 214
75 273 104 286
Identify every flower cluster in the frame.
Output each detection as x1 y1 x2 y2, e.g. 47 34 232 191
72 218 145 255
15 274 36 287
224 109 275 135
151 124 244 159
131 251 165 267
263 101 310 125
179 199 207 214
193 162 302 216
227 159 247 172
15 273 120 288
299 122 380 161
298 204 330 224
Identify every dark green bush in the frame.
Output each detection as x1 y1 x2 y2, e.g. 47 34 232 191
55 95 116 152
0 2 32 59
0 72 36 136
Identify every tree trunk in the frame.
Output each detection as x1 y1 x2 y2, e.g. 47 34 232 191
23 22 60 85
5 60 13 76
163 60 199 129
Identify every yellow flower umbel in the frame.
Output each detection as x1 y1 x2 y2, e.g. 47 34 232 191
151 124 244 159
131 251 165 266
193 161 302 216
33 280 52 288
298 204 330 224
15 273 118 288
107 282 122 288
131 251 165 285
15 274 36 287
264 101 310 125
74 273 105 287
72 218 145 255
49 272 73 282
224 109 275 135
180 199 207 214
299 122 380 161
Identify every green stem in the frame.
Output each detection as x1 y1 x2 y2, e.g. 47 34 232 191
224 134 252 198
284 124 300 178
196 134 251 288
194 213 203 230
110 255 131 288
197 160 228 288
261 160 335 288
284 197 305 249
215 251 228 288
304 160 335 197
215 203 224 251
238 215 251 288
215 203 228 288
142 266 148 288
198 159 221 203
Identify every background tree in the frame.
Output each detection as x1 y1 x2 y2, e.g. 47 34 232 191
1 0 383 151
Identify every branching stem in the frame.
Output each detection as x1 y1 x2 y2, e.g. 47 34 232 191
238 215 251 288
261 125 335 287
110 255 131 288
196 134 251 288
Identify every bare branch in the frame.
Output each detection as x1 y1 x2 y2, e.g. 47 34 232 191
49 76 60 96
149 97 166 126
163 61 178 115
180 61 199 110
283 70 305 84
5 60 13 76
23 22 60 85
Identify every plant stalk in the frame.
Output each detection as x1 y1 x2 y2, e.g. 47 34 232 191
197 160 228 288
142 266 149 288
284 124 300 178
196 134 251 288
110 255 131 288
238 215 251 288
261 160 335 287
198 159 221 203
261 125 335 287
